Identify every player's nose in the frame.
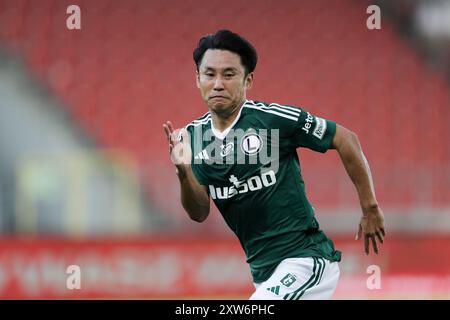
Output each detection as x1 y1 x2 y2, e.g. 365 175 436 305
213 78 225 90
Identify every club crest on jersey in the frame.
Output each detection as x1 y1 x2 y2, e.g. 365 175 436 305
241 132 263 155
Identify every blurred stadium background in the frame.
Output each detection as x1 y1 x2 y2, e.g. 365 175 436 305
0 0 449 299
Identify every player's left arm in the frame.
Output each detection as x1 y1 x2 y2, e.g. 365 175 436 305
331 124 386 255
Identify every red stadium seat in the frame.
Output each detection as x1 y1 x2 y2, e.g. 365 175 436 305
0 0 448 223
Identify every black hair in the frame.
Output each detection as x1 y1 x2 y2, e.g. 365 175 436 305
193 29 258 75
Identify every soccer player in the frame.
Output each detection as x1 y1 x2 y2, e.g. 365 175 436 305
163 30 385 300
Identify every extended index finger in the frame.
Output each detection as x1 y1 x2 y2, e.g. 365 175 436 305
168 121 182 142
163 123 172 142
167 121 175 134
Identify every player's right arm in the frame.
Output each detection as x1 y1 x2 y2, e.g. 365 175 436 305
163 121 210 222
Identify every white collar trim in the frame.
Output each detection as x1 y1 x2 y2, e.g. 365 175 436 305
210 100 248 140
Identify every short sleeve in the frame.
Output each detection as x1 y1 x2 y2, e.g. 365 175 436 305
290 108 336 153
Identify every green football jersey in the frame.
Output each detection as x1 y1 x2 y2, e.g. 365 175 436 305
185 99 342 283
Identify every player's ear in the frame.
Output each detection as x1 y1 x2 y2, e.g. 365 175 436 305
245 72 254 90
196 70 200 88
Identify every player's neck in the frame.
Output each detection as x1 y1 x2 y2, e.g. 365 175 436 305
211 99 246 133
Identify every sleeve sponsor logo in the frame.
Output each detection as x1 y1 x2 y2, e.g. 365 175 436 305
313 117 327 140
301 112 315 134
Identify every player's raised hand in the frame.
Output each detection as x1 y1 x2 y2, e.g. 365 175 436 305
163 121 192 166
355 206 385 255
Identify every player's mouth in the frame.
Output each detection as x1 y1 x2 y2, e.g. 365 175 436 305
209 96 229 100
